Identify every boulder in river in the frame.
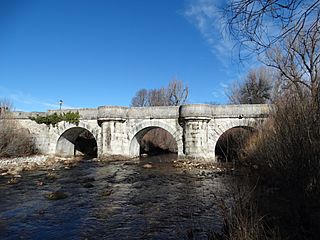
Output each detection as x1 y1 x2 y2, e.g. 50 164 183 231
45 191 68 200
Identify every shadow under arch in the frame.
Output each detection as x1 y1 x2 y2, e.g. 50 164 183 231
215 126 256 163
129 121 181 157
56 127 97 158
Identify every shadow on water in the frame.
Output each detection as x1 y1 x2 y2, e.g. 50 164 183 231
0 155 234 239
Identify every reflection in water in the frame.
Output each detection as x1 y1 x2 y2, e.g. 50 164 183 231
0 155 233 239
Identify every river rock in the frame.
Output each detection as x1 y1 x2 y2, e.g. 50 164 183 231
37 181 44 186
7 178 19 184
45 191 68 200
100 189 113 196
79 177 95 183
143 164 152 169
45 172 58 180
82 182 94 188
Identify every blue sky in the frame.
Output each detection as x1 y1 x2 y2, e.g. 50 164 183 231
0 0 254 112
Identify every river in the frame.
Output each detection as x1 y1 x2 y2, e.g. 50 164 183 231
0 155 233 239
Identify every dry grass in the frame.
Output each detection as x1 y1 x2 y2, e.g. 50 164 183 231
0 114 37 158
211 182 280 240
241 95 320 239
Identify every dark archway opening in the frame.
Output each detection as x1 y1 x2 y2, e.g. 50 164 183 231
215 126 255 163
74 130 98 158
139 128 178 156
56 127 97 158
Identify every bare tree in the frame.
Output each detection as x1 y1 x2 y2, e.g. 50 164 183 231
147 88 169 106
226 0 320 106
131 89 148 107
226 0 320 55
228 67 273 104
168 79 189 106
263 25 320 105
0 98 13 116
131 79 189 107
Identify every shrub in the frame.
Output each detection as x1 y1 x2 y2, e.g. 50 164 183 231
215 127 255 163
0 118 38 158
213 184 280 240
243 96 320 238
30 111 80 126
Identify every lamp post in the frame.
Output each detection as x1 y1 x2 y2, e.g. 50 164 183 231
59 100 63 114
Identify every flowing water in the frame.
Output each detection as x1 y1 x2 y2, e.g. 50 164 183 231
0 155 233 239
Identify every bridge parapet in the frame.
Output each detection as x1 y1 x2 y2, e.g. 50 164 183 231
180 104 271 119
2 111 46 119
128 106 179 119
98 106 128 121
97 105 180 120
210 104 271 118
180 104 212 120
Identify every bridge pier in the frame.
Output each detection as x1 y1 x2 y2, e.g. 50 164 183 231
100 118 128 157
179 105 216 160
182 117 214 160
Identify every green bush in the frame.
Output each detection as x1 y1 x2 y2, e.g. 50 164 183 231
30 111 80 126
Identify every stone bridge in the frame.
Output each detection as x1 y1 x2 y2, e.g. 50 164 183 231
10 104 270 161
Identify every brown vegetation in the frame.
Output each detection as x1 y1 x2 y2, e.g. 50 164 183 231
215 127 254 163
224 2 320 238
0 117 38 158
213 184 280 240
232 95 320 239
0 101 38 158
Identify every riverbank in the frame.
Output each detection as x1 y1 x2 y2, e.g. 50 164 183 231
0 154 233 177
173 159 232 172
0 155 81 176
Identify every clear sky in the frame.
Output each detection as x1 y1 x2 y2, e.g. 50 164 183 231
0 0 253 112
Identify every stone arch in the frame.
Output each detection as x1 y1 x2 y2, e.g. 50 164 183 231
128 120 182 157
213 119 257 162
56 126 98 157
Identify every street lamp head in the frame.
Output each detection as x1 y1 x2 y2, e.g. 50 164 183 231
59 100 63 112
